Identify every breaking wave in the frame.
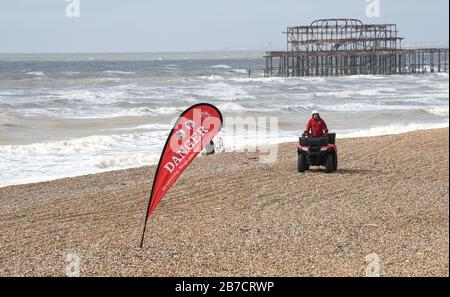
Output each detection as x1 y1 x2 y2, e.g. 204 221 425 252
338 122 449 138
102 70 136 75
194 82 255 101
25 71 46 77
217 102 248 112
424 107 449 117
210 64 232 69
314 88 397 98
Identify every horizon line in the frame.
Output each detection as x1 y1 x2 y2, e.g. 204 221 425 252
1 42 449 56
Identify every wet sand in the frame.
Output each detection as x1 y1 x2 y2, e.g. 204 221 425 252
0 128 448 276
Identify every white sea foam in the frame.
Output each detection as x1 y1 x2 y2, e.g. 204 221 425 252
25 71 46 77
182 97 198 103
210 64 232 69
0 132 166 187
338 122 449 138
113 123 173 131
0 135 118 155
0 90 25 96
230 77 288 83
47 89 124 104
338 75 388 81
61 71 81 76
200 75 225 81
289 86 309 91
110 84 139 90
18 105 188 119
194 82 255 101
120 106 188 116
0 112 17 127
102 70 136 75
97 77 122 83
217 102 248 112
424 107 449 117
231 68 249 74
93 154 161 170
319 102 415 112
314 88 397 98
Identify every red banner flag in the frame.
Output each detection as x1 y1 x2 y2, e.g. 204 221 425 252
140 103 223 247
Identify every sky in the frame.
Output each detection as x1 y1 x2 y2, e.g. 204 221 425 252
0 0 448 53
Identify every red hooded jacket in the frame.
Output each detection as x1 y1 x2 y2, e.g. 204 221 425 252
306 117 328 137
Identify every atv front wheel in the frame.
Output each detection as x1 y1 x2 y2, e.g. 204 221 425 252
325 154 334 173
298 153 307 173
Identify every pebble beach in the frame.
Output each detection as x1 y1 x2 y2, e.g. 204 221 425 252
0 128 448 276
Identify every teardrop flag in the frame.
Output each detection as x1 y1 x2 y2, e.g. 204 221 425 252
140 103 223 247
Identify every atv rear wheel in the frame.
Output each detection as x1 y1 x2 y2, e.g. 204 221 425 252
298 153 307 173
325 154 334 173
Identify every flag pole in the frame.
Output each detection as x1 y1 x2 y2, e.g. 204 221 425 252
139 218 148 248
140 190 153 248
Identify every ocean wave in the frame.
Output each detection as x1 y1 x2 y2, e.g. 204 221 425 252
17 105 188 119
338 122 449 138
434 72 449 78
319 102 416 112
230 77 287 83
338 75 388 81
318 102 450 114
0 132 166 187
97 77 123 83
93 154 160 170
47 89 123 104
424 107 449 117
217 102 248 112
182 97 198 103
102 70 136 75
0 90 25 96
119 106 189 116
199 75 224 81
25 71 46 77
210 64 232 69
289 86 309 91
314 88 397 98
391 96 448 105
0 130 168 156
280 104 316 112
113 123 173 131
194 82 255 101
231 69 249 74
61 71 81 76
0 135 117 155
110 83 139 90
0 112 18 127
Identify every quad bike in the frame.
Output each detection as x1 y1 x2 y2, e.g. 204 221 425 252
297 132 338 173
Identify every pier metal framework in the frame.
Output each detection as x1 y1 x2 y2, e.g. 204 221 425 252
264 19 449 77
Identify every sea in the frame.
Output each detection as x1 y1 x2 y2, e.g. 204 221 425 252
0 51 448 187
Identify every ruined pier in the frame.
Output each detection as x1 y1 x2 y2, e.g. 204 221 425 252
264 19 449 77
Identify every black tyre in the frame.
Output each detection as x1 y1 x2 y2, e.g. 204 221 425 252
333 153 338 172
325 154 334 173
298 153 307 173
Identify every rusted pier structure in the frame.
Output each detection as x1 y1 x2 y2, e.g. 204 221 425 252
264 19 449 77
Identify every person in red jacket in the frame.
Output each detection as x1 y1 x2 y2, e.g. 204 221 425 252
305 110 328 137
